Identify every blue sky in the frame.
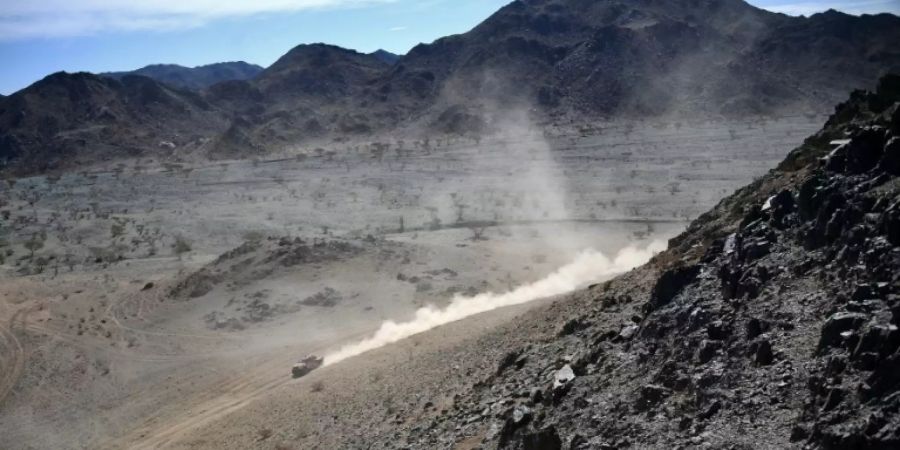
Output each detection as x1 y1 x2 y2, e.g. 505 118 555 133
1 0 898 95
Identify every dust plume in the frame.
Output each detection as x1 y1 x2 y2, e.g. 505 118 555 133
323 239 666 365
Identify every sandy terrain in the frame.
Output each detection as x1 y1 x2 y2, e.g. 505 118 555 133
0 116 822 449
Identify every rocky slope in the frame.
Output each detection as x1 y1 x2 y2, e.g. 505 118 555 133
101 61 264 91
0 72 227 172
2 0 900 173
347 75 900 449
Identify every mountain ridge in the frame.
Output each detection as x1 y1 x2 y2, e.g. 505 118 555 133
2 0 900 173
102 61 264 91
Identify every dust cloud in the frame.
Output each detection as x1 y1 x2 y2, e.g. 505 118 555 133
323 239 665 365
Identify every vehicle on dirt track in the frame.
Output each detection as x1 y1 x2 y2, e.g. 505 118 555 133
292 355 324 378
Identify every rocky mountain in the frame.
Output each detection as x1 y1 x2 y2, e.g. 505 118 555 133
102 61 263 91
205 44 393 155
371 49 402 65
342 75 900 449
0 72 227 171
380 0 899 126
2 0 899 172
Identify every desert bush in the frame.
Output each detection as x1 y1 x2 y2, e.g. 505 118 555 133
172 236 192 256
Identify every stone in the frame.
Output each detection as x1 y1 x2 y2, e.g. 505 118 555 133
523 426 562 450
648 265 700 310
553 365 576 391
559 318 587 336
706 321 730 341
697 401 722 421
636 384 671 411
879 136 900 174
819 312 868 351
698 340 720 364
754 339 775 366
822 388 845 412
845 127 886 174
746 318 766 340
511 405 533 426
498 350 523 375
619 324 639 340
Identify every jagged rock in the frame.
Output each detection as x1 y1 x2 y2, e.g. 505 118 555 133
845 127 886 174
619 324 639 340
753 339 775 366
861 353 900 400
498 350 524 375
522 426 562 450
529 387 544 405
697 401 722 421
648 265 700 310
746 318 766 340
636 384 671 411
558 318 587 336
879 136 900 174
883 201 900 246
764 190 796 227
819 312 868 351
553 365 576 396
698 340 720 364
824 144 848 173
741 237 772 261
512 406 532 426
822 387 846 412
853 325 900 358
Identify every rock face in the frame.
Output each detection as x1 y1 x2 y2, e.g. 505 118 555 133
356 76 900 449
3 0 900 173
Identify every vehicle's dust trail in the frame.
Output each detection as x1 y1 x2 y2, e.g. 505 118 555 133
324 240 666 365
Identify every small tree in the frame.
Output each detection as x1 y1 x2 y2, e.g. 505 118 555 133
24 232 45 259
172 236 192 258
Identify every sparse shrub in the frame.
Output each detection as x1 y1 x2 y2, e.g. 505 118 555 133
172 236 192 257
24 232 45 259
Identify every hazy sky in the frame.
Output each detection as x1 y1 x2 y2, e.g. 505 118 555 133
1 0 898 95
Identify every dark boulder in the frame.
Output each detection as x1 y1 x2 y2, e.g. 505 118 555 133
635 384 671 411
523 426 562 450
819 312 868 352
647 265 700 311
845 127 886 174
879 136 900 175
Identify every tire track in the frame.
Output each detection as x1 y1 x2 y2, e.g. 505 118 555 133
0 309 27 407
102 330 372 450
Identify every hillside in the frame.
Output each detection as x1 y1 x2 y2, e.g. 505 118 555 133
0 72 228 172
102 61 264 91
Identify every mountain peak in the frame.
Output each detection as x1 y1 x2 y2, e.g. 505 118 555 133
371 49 401 65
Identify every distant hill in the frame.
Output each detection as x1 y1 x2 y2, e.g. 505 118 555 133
102 62 263 91
0 72 226 171
370 49 401 65
2 0 900 172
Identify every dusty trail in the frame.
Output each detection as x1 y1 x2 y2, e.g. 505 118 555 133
100 330 371 450
0 309 25 407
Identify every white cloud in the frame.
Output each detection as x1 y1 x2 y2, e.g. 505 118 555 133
389 25 407 31
0 0 396 40
763 0 900 16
